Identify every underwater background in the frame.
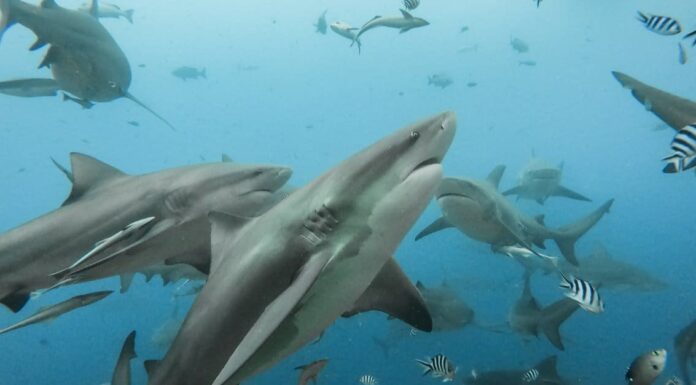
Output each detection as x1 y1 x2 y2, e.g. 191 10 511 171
0 0 695 385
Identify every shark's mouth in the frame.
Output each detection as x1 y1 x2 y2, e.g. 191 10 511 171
409 157 440 176
437 192 472 200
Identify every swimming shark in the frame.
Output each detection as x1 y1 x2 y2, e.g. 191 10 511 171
0 0 174 129
352 9 429 45
0 290 112 335
0 78 59 97
0 153 291 312
415 166 613 265
612 71 696 131
330 21 361 52
144 111 455 385
78 1 134 24
112 330 137 385
314 9 327 34
503 157 591 204
466 355 567 385
507 272 579 350
675 318 696 385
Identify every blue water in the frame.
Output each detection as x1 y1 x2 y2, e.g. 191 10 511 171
1 0 695 384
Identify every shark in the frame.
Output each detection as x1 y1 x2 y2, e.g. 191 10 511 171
675 318 696 385
0 78 59 97
415 165 613 265
295 359 329 385
502 157 591 204
330 21 361 53
0 153 291 312
352 9 429 45
112 330 137 385
0 290 111 335
507 272 579 350
466 355 567 385
144 111 456 385
0 0 174 129
415 281 475 332
612 71 696 131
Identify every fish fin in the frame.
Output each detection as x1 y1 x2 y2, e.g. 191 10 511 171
0 291 30 313
208 212 253 273
400 9 413 19
399 27 413 34
62 153 127 206
124 9 134 23
0 0 16 43
501 185 524 197
41 0 59 9
51 156 73 182
118 330 137 361
636 11 648 23
415 359 434 375
119 273 135 293
414 217 452 240
29 39 46 51
89 0 99 17
534 356 562 384
342 257 432 331
211 253 329 385
539 298 580 350
486 165 506 189
143 360 161 380
221 153 233 162
552 199 614 266
124 92 176 131
552 185 591 202
38 46 58 69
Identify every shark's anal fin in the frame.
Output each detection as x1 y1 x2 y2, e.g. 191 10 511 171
62 153 127 206
552 185 592 202
539 298 579 350
0 291 30 313
342 257 432 332
414 217 452 241
211 253 330 385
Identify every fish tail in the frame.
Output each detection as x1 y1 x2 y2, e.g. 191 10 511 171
539 299 580 350
551 199 614 266
662 154 682 173
636 11 648 24
415 359 433 375
124 9 134 24
0 0 16 43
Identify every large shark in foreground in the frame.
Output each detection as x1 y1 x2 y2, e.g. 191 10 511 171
0 0 174 129
0 153 291 312
145 111 456 385
503 157 591 204
415 166 613 265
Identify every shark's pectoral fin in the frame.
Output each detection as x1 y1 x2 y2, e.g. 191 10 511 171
209 212 254 272
399 27 413 34
342 257 432 332
486 165 506 189
41 0 59 9
29 39 46 51
414 217 452 240
38 46 59 69
552 185 591 202
502 185 524 197
211 254 329 385
62 153 127 206
0 290 30 313
539 298 579 350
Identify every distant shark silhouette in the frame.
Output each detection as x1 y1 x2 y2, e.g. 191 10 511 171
0 0 175 129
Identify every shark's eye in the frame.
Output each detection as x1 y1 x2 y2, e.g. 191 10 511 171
652 351 660 356
652 365 659 370
410 130 420 139
108 81 117 88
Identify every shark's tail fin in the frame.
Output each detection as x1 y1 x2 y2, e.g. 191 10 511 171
124 9 134 24
0 0 16 43
539 298 580 350
551 199 614 265
534 356 563 384
201 68 207 79
124 92 176 131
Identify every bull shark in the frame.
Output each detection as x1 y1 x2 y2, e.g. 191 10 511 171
0 0 174 129
415 165 613 265
507 272 579 350
330 21 361 52
675 318 696 385
79 1 134 24
112 330 137 385
144 111 455 385
0 153 291 312
503 157 591 204
0 290 111 335
612 71 696 131
466 356 566 385
352 9 429 45
416 281 474 331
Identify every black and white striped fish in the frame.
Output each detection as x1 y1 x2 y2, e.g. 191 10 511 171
637 12 682 35
416 354 457 382
559 274 604 313
685 29 696 47
663 124 696 173
404 0 420 11
359 375 378 385
521 368 540 383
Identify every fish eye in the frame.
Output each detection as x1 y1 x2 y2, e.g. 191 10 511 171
410 130 420 139
652 365 659 370
652 351 659 356
108 81 117 88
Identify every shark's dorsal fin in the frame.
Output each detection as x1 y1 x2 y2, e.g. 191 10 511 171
89 0 99 17
486 165 506 189
208 212 253 272
41 0 59 9
62 153 127 206
221 153 234 163
342 258 433 331
400 9 413 19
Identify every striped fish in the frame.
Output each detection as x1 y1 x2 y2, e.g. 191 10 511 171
637 12 682 35
559 274 604 313
403 0 420 11
685 29 696 47
663 124 696 173
521 368 539 383
359 375 378 385
416 354 456 382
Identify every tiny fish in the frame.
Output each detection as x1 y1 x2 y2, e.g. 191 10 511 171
559 274 604 313
467 82 478 87
626 349 667 385
359 375 378 385
172 66 207 81
663 124 696 173
521 368 539 382
519 60 537 66
510 38 529 53
314 10 328 34
416 354 456 382
404 0 420 10
679 42 687 65
685 30 696 47
460 26 469 33
127 121 140 127
637 12 681 36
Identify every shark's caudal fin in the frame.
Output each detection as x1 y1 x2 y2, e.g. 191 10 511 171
534 355 563 384
539 298 579 350
0 0 16 43
552 185 591 202
414 217 453 240
111 330 137 385
552 199 614 266
124 92 176 131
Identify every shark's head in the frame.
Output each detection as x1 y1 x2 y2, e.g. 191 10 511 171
167 163 292 219
435 177 496 214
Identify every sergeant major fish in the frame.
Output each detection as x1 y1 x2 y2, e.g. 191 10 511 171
662 124 696 173
416 354 457 382
637 12 681 35
559 274 604 313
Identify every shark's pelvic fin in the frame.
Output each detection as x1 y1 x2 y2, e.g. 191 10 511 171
414 217 452 241
0 290 30 313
